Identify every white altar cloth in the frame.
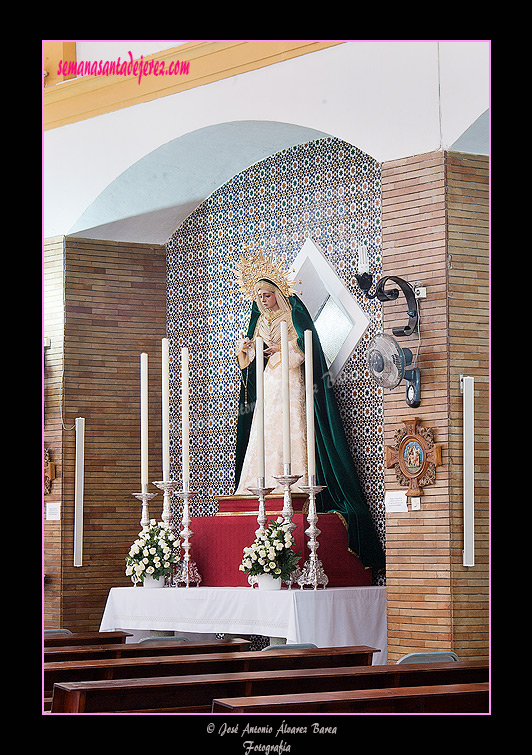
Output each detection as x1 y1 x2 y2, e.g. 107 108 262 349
100 585 387 664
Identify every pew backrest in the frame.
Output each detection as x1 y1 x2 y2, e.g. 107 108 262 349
44 631 132 647
212 682 490 714
45 645 380 695
44 638 251 662
51 660 488 713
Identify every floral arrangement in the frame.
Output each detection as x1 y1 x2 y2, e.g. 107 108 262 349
239 517 301 581
125 520 180 583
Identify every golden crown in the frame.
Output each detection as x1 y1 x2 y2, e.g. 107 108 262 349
234 245 296 301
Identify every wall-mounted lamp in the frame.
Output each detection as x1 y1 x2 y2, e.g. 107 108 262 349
73 417 85 567
461 376 475 567
355 246 419 337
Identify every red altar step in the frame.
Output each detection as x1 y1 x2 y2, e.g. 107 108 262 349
187 494 371 588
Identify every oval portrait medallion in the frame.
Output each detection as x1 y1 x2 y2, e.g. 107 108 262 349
403 440 423 474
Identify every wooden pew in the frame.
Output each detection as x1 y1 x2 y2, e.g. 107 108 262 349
44 631 132 647
212 682 490 714
50 660 488 714
44 638 251 663
44 645 378 702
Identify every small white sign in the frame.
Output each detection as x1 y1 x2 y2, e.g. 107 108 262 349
46 502 61 520
385 490 408 513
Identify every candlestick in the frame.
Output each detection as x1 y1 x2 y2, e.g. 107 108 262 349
297 475 328 589
181 347 190 485
140 353 148 492
153 479 180 528
173 483 201 587
280 320 291 467
248 477 274 537
273 470 301 535
161 338 170 482
132 490 158 530
304 330 316 480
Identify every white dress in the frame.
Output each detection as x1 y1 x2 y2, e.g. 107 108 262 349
235 309 308 494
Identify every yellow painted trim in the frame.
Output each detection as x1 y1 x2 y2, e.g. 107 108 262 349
44 42 77 86
44 40 343 131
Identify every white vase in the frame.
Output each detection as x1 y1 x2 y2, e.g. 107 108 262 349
257 573 282 590
143 574 164 588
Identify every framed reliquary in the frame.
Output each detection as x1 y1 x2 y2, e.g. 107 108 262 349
385 417 442 498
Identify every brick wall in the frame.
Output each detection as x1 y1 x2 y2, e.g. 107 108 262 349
381 151 489 662
447 153 489 660
43 236 166 632
43 237 65 628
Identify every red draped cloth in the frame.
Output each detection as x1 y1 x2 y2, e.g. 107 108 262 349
186 494 372 588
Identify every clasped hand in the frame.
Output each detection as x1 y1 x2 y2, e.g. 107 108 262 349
241 335 278 357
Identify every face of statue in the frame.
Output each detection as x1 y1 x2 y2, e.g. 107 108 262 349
258 289 279 311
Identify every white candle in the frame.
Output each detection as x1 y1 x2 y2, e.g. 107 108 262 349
181 347 190 485
304 330 316 481
161 338 170 482
255 336 265 479
140 353 148 492
281 320 291 467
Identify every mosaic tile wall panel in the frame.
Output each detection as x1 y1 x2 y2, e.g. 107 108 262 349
166 136 386 558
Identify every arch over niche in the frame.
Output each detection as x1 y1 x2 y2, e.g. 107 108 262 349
164 131 384 542
68 121 335 245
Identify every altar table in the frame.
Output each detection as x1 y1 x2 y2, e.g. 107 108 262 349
100 585 387 664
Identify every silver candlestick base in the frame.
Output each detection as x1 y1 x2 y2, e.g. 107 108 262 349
273 464 301 535
297 477 328 589
248 477 275 537
153 479 180 528
284 564 303 589
132 489 158 530
172 484 202 587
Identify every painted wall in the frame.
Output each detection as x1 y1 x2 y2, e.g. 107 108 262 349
43 41 489 241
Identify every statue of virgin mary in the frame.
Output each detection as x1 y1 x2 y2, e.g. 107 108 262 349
233 248 385 571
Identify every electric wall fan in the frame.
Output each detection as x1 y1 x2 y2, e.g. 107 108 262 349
366 333 421 407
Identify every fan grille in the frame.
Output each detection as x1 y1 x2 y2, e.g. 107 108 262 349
366 334 405 389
